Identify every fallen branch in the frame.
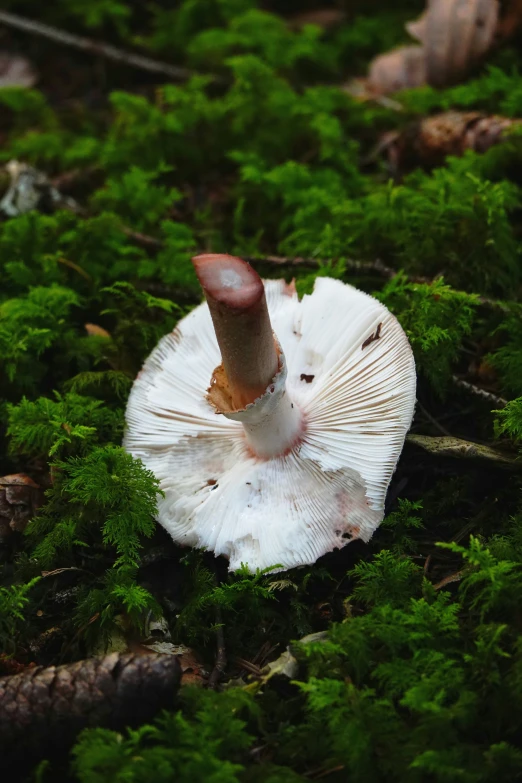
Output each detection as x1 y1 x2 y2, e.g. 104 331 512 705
416 399 452 437
452 376 508 408
0 10 204 82
407 434 520 468
0 652 181 778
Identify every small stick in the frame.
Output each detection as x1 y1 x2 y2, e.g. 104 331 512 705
192 254 279 409
452 376 508 408
416 399 452 437
0 10 199 82
121 225 163 250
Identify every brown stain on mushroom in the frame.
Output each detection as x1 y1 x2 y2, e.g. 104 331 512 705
333 485 366 543
300 373 315 383
283 278 297 297
361 322 382 350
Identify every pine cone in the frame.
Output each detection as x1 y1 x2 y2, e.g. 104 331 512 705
0 652 181 779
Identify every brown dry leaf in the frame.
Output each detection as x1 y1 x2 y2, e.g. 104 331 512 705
382 111 520 170
84 323 111 339
367 45 427 95
368 0 502 94
130 640 206 686
462 113 519 151
175 647 207 686
0 51 37 88
472 357 498 385
417 0 499 87
433 570 466 590
406 9 429 42
0 655 36 677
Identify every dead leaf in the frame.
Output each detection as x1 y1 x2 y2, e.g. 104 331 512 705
371 0 503 95
406 10 429 42
0 160 80 217
85 323 111 339
433 570 466 590
0 655 36 677
381 111 520 171
0 51 37 88
133 641 206 685
367 45 427 95
415 0 499 87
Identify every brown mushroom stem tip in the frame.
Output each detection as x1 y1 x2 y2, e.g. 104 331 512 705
192 254 279 409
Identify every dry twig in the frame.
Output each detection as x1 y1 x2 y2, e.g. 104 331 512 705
0 10 203 82
452 376 508 408
416 400 452 437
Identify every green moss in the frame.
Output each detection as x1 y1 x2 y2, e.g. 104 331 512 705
1 1 522 780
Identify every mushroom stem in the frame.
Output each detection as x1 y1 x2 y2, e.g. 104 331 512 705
192 254 279 409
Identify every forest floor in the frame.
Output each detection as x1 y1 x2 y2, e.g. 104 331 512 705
1 1 522 782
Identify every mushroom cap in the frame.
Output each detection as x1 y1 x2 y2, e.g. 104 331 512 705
124 277 416 572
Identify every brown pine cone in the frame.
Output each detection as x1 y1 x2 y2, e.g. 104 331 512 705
0 652 181 778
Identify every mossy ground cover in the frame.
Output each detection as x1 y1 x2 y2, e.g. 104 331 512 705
2 1 522 781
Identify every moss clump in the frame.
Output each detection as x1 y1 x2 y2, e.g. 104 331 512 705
1 0 522 781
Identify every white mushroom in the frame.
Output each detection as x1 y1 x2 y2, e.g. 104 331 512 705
124 254 416 573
